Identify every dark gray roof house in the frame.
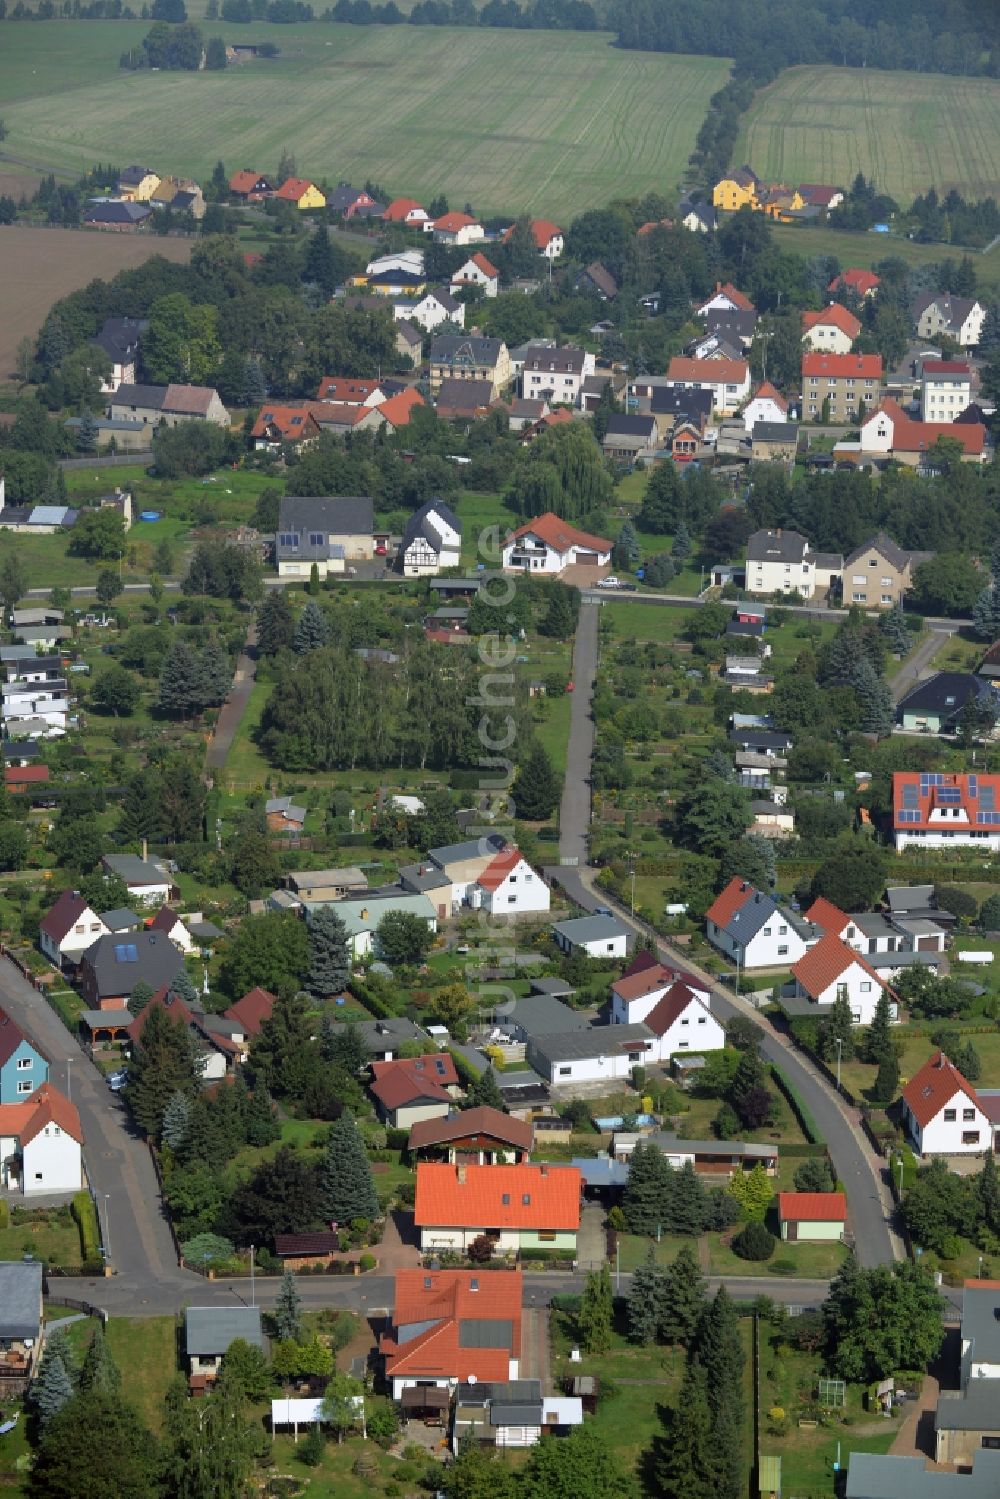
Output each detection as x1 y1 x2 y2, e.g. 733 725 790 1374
846 1450 1000 1499
896 671 989 730
84 199 151 227
276 495 374 570
746 528 810 565
436 377 496 415
185 1306 264 1359
496 992 589 1040
111 383 166 413
401 498 461 555
0 1260 43 1341
430 334 504 369
79 930 183 1004
649 386 713 422
94 316 147 365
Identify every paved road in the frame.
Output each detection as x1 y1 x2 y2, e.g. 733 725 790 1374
890 625 958 704
558 600 598 867
205 620 258 772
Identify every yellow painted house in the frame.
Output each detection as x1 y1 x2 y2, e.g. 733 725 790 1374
712 164 759 212
274 177 326 210
118 166 160 201
759 185 806 221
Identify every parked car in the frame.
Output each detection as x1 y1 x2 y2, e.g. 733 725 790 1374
107 1070 128 1092
596 575 622 590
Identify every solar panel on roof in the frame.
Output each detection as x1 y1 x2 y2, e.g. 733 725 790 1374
937 787 961 804
114 942 138 962
901 786 918 804
982 786 996 810
969 775 978 798
897 810 922 823
978 812 1000 825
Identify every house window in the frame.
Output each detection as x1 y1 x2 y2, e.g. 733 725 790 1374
558 1066 571 1077
697 1016 706 1024
538 1231 556 1243
778 945 788 956
944 1109 957 1121
963 1109 977 1121
860 982 872 993
16 1058 32 1070
963 1132 981 1145
779 926 787 935
763 927 772 936
309 533 324 547
17 1081 32 1095
502 1193 511 1205
681 1018 689 1026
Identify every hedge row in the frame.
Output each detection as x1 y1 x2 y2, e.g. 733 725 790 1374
769 1063 821 1145
347 978 397 1020
71 1192 100 1261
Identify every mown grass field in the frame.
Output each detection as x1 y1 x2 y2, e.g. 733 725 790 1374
737 65 1000 204
0 22 728 219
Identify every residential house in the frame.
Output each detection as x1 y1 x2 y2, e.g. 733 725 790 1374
4 764 51 797
367 268 426 297
712 167 759 213
671 417 705 461
414 1162 581 1256
367 248 425 278
798 184 845 211
846 1448 1000 1499
149 176 205 218
101 853 177 905
423 834 507 907
93 316 146 393
0 1083 82 1195
275 494 374 578
1 676 69 734
801 304 862 353
801 352 882 421
574 262 618 300
84 199 151 231
0 1008 48 1105
913 292 987 349
326 1015 429 1062
502 512 612 575
902 1051 993 1155
393 319 424 363
185 1307 265 1389
327 185 381 218
687 327 743 364
273 178 326 210
265 795 305 833
526 995 722 1084
428 335 511 397
508 397 549 432
841 533 915 608
785 932 892 1025
601 413 661 464
452 1381 582 1451
858 399 986 466
404 287 465 333
315 377 385 406
752 422 799 462
893 771 1000 852
611 1130 778 1177
251 405 321 451
432 212 485 246
229 170 272 202
704 307 757 349
369 1054 460 1130
147 905 199 954
758 184 806 220
552 914 628 960
695 281 755 317
520 345 594 406
609 956 708 1025
666 355 750 415
382 197 429 227
381 1268 523 1399
109 383 230 428
472 847 550 916
705 878 812 970
804 896 946 972
399 499 462 576
0 1261 43 1392
746 528 842 599
39 890 110 968
936 1283 1000 1464
451 251 500 299
777 1191 846 1241
79 929 183 1010
436 377 496 420
742 382 788 430
828 268 880 299
280 868 368 904
678 198 717 233
118 165 159 200
495 991 589 1046
223 987 275 1042
306 892 437 961
407 1107 533 1164
502 218 563 259
920 360 972 422
896 674 991 734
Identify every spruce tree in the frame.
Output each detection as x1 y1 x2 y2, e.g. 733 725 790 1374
626 1248 664 1344
879 604 910 655
78 1324 122 1396
161 1090 192 1151
293 600 330 654
864 989 893 1064
870 1051 900 1105
955 1039 982 1082
666 1160 706 1236
198 638 232 708
512 742 560 820
127 980 154 1018
157 640 203 718
126 1003 201 1140
169 968 200 1005
623 1141 674 1235
979 303 1000 357
305 907 350 998
538 585 576 640
654 1360 714 1499
245 1083 279 1147
273 1269 303 1342
613 519 640 571
698 1288 745 1499
818 988 856 1063
319 1112 378 1223
77 408 99 454
305 223 336 297
29 1336 76 1432
671 521 692 560
578 1263 613 1354
244 357 267 406
660 1243 706 1347
973 586 1000 642
257 591 295 657
852 657 893 737
464 1065 507 1112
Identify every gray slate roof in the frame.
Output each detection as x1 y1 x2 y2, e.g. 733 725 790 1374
712 886 780 942
552 914 628 946
962 1284 1000 1365
327 1016 426 1055
81 930 183 999
528 1023 654 1067
0 1260 42 1339
746 528 809 564
843 532 910 572
428 835 505 869
846 1450 1000 1499
112 383 166 410
499 992 589 1037
430 334 503 366
935 1382 1000 1431
102 853 170 885
276 497 374 563
753 421 797 443
897 671 986 719
402 498 461 553
185 1305 264 1357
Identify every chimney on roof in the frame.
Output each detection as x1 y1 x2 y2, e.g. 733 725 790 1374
457 1166 466 1184
540 1164 548 1177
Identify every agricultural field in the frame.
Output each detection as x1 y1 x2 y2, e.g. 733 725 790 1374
0 223 191 379
0 22 729 219
767 222 1000 295
736 65 1000 205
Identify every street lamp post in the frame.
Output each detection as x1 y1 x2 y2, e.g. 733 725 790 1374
835 1037 843 1091
104 1195 111 1262
250 1243 256 1309
66 1057 73 1103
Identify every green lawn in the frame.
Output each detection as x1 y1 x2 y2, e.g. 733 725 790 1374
0 23 729 219
63 1316 178 1431
838 1023 1000 1103
219 677 272 789
0 1208 81 1268
707 1233 848 1279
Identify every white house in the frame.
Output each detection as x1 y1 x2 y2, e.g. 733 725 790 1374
638 981 725 1057
38 890 109 967
665 356 751 416
432 212 485 246
367 248 425 278
382 1268 523 1400
741 382 788 432
451 252 500 299
893 772 1000 853
789 932 891 1025
745 528 842 599
800 304 861 354
403 288 465 333
399 500 462 577
609 960 709 1026
704 878 811 970
520 345 594 407
147 905 197 953
2 679 69 732
472 848 550 916
552 914 628 959
502 512 612 575
902 1051 994 1156
920 360 972 423
913 293 987 350
101 853 176 907
0 1083 83 1195
695 282 754 317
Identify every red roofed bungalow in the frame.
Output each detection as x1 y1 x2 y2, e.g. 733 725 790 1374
414 1161 581 1255
902 1051 995 1156
407 1106 533 1163
381 197 428 226
229 170 272 202
789 932 890 1023
369 1053 460 1129
473 848 550 915
4 764 50 794
828 267 880 298
503 218 563 257
378 387 424 430
777 1191 846 1241
381 1268 523 1399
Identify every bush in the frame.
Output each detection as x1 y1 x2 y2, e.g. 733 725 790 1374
0 1199 8 1230
359 1252 376 1272
731 1221 776 1261
940 1234 965 1261
71 1192 100 1260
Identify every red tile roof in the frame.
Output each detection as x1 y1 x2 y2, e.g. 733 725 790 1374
871 400 985 457
229 170 268 195
455 251 499 281
611 963 674 1004
126 988 194 1047
316 376 382 403
0 1083 82 1148
434 211 478 234
668 355 749 385
251 405 320 442
792 932 883 1000
750 381 789 412
803 897 850 935
370 1054 459 1111
902 1050 981 1128
798 184 842 207
407 1106 533 1153
801 304 862 340
643 981 706 1037
39 888 91 945
503 218 562 250
382 197 426 222
414 1163 581 1231
828 268 880 296
0 1006 36 1070
477 847 527 892
274 177 319 202
4 764 50 788
777 1191 846 1223
891 770 998 830
507 511 612 557
378 388 424 427
801 352 882 379
224 987 275 1036
620 949 661 980
699 282 754 313
922 360 971 376
382 1268 522 1382
705 877 756 930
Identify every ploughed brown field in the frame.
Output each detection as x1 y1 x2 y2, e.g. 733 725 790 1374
0 224 191 379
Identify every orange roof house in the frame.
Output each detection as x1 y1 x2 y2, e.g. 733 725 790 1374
316 376 383 405
229 170 271 200
377 388 425 429
250 405 320 447
0 1082 83 1193
696 281 755 315
748 380 788 413
828 268 880 298
802 304 862 343
901 1051 992 1155
801 351 882 381
382 197 428 224
414 1162 581 1253
502 512 612 572
503 218 563 255
224 987 275 1037
861 399 985 463
273 178 325 210
4 764 50 793
802 896 850 936
381 1268 523 1394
